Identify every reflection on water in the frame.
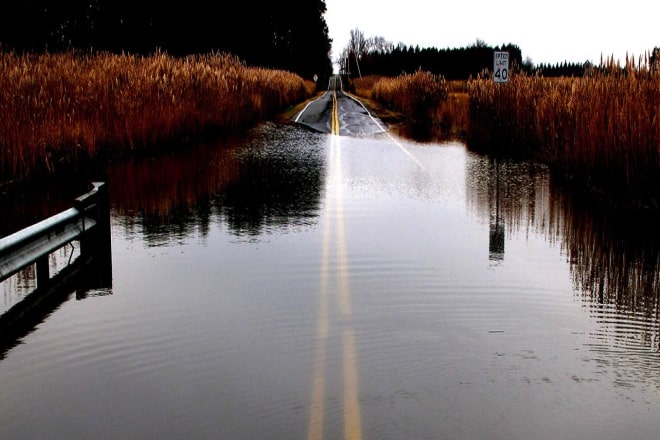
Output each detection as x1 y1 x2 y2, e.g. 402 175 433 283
0 180 91 237
109 123 325 245
1 122 659 439
560 192 660 354
466 155 660 356
0 244 80 315
1 240 113 358
467 157 551 263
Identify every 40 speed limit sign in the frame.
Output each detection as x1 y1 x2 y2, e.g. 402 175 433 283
494 51 509 83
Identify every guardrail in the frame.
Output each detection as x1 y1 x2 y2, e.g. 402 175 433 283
0 181 111 288
0 182 111 348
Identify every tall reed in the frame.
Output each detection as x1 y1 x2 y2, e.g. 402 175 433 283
467 54 660 203
368 70 448 120
352 73 467 138
0 51 314 181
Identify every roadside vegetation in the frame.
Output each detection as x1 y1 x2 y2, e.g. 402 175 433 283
350 54 660 206
351 73 469 140
467 55 660 204
0 51 315 182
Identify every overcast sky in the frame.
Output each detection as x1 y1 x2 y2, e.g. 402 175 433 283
324 0 659 67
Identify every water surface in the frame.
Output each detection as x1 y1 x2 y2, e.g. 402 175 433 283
1 122 659 439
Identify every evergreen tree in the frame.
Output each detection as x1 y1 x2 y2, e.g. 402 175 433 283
0 0 332 79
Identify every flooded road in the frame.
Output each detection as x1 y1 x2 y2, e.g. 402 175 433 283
1 122 660 439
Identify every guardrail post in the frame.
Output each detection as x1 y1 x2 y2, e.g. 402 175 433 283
36 256 49 288
74 182 111 260
95 182 112 287
77 182 112 288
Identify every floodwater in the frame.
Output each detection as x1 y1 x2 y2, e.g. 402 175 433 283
1 122 659 439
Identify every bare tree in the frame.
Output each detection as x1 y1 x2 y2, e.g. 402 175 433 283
338 47 349 74
346 28 367 77
366 36 393 55
348 28 367 59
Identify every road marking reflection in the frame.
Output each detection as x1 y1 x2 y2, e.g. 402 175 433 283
385 131 426 170
308 134 362 440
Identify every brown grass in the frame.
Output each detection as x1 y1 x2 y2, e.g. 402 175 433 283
467 54 660 202
352 74 468 139
431 82 469 139
370 70 448 120
351 57 660 202
0 51 314 182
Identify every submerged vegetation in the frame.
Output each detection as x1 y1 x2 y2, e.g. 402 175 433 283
352 54 660 205
0 51 315 182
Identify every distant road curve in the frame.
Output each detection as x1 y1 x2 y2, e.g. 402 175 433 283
294 76 388 136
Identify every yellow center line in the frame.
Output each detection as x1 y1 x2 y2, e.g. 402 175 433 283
307 139 334 440
334 137 361 439
307 134 362 440
307 217 330 440
332 90 340 136
343 328 362 440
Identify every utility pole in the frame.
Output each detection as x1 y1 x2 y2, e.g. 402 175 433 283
353 51 362 78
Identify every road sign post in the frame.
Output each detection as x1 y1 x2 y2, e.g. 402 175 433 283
494 51 509 83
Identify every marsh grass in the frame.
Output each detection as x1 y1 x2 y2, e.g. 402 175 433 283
352 74 468 139
370 70 448 120
467 54 660 203
0 51 314 182
353 55 660 203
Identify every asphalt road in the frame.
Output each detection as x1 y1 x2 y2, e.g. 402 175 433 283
294 76 388 136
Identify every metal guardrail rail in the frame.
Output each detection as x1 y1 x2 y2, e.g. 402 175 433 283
0 182 111 350
0 182 109 288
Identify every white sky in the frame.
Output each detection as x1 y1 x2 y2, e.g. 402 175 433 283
324 0 660 67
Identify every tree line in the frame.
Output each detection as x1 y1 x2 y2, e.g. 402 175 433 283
341 28 660 79
340 30 525 80
0 0 333 80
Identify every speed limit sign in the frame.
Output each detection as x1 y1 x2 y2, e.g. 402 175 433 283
494 51 509 83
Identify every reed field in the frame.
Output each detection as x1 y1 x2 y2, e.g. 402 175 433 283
467 55 660 203
0 51 315 182
363 70 449 119
353 56 660 203
352 74 468 139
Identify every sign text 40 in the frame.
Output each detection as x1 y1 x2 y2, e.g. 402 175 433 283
493 51 509 83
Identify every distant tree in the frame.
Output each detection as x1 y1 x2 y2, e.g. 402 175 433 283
474 38 488 48
344 28 368 77
522 56 534 74
651 47 660 72
348 28 367 58
533 60 586 77
366 36 394 55
341 31 529 80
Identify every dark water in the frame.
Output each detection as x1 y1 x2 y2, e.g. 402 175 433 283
1 122 659 439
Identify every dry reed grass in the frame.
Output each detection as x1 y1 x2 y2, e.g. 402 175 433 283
431 82 469 138
0 51 313 181
352 73 468 138
350 75 382 98
468 54 660 202
367 70 449 120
